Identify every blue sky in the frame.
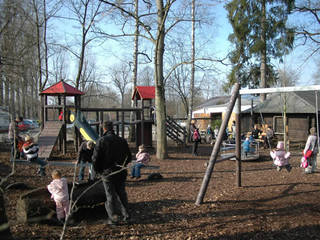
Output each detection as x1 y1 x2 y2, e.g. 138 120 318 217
50 1 318 90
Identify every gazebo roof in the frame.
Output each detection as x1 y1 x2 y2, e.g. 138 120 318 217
40 80 84 96
132 86 155 100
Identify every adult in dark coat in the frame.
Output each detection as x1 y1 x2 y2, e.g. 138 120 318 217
77 140 95 181
92 121 132 224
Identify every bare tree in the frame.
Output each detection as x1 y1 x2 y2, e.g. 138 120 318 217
66 0 102 88
138 65 154 86
294 1 320 57
187 0 196 141
51 47 69 82
109 62 131 108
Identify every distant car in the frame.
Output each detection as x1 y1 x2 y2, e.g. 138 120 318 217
28 119 40 129
18 120 33 132
18 119 39 131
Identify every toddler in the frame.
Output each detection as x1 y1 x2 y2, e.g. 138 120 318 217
270 141 291 172
242 137 251 157
131 144 150 179
47 170 70 224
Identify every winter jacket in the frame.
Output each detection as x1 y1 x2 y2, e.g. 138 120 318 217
242 140 250 153
23 143 39 161
304 135 318 156
77 141 94 164
270 150 290 167
136 151 150 165
92 130 132 177
47 178 69 203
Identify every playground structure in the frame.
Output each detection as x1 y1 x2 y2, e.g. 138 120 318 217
196 83 320 205
11 81 187 163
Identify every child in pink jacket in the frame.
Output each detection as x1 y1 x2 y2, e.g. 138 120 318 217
47 170 70 223
270 141 291 172
131 144 150 179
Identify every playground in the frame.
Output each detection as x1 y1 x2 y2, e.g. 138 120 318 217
1 82 320 239
1 142 320 240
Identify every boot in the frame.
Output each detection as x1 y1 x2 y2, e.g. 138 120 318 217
38 168 46 177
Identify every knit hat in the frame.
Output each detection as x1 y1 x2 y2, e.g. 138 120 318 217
276 141 284 150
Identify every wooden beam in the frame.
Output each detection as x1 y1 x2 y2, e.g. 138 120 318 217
240 85 320 95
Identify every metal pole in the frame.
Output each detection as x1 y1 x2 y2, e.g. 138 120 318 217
195 83 240 205
315 91 319 169
235 94 241 187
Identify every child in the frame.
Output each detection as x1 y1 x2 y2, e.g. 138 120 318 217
47 170 70 224
242 137 251 157
22 135 47 176
131 144 150 179
76 140 95 181
192 128 201 155
270 141 291 172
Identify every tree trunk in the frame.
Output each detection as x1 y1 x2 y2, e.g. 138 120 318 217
16 78 21 116
43 0 49 89
16 181 106 223
129 0 139 142
155 0 168 159
5 76 9 109
21 76 27 117
260 0 267 102
0 74 3 106
9 80 15 117
187 0 196 143
31 76 35 118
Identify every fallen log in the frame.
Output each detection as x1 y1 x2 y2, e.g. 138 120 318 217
0 192 13 240
16 180 106 223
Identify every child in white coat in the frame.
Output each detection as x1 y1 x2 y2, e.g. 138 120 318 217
270 141 291 172
47 170 70 223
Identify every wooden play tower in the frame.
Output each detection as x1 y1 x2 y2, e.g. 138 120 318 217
132 86 155 147
38 80 84 158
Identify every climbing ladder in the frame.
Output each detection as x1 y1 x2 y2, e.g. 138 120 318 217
165 116 186 145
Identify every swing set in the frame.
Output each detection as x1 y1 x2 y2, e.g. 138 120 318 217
196 84 320 205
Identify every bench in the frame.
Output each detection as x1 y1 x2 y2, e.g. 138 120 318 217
130 161 160 169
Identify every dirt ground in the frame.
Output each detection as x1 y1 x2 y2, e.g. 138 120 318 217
1 142 320 240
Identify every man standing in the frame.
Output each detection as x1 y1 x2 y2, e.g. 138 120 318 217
92 121 132 224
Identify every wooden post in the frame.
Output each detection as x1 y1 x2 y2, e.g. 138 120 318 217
195 83 240 205
99 111 104 136
63 95 67 155
235 95 241 187
116 111 119 136
77 96 82 151
44 96 48 122
96 111 99 134
141 100 145 145
121 111 125 138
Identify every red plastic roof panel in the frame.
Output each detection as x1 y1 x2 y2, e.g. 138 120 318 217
40 80 84 95
132 86 155 100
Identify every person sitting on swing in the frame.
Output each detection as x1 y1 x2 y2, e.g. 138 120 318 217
270 141 291 172
262 125 274 149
